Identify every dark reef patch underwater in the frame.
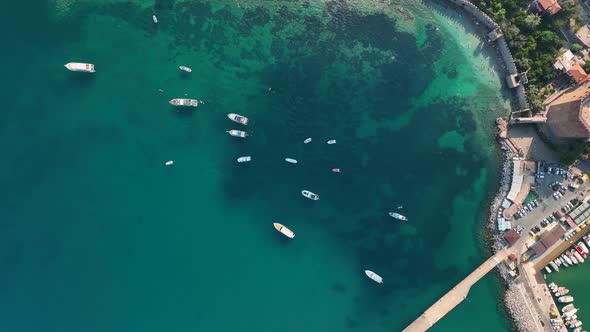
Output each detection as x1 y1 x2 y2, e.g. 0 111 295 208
0 0 512 331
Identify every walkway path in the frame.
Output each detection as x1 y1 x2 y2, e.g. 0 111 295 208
402 248 509 332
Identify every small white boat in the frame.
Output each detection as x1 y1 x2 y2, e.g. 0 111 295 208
332 168 341 173
559 295 574 303
237 156 251 163
304 137 312 144
285 158 297 164
388 212 408 221
301 190 319 201
562 304 575 313
550 261 559 272
566 314 578 321
569 320 583 329
153 15 158 23
64 62 95 73
364 270 383 283
562 254 573 265
165 160 174 166
273 222 295 238
545 266 552 273
327 139 336 144
563 308 579 317
227 113 249 125
179 66 192 73
169 98 198 107
573 250 584 263
578 241 589 254
226 130 248 138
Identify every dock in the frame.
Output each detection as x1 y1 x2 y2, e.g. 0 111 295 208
402 248 509 332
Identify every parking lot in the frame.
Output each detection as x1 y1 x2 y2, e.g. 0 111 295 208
507 165 587 247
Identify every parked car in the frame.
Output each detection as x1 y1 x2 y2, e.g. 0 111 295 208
541 220 548 227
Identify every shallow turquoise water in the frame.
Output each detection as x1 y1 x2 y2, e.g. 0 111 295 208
0 1 512 331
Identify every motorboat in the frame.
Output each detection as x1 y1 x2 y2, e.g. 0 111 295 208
153 15 158 23
165 160 174 166
227 113 249 125
569 320 582 329
64 62 95 73
558 287 570 295
549 282 557 289
273 223 295 238
179 66 192 72
285 158 297 164
304 138 312 144
568 251 579 264
562 304 575 313
578 241 589 254
364 270 383 283
545 266 552 273
563 308 579 317
566 315 578 321
575 245 587 258
327 139 336 144
226 130 247 138
558 295 574 303
550 261 559 272
169 98 198 107
553 258 561 266
301 190 319 201
559 257 569 267
237 156 251 163
562 254 573 265
584 235 590 248
573 250 585 263
572 327 581 332
388 212 408 221
332 168 341 173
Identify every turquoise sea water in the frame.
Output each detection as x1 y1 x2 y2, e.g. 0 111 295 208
1 1 513 331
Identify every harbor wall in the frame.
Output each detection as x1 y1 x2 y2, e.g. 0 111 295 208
443 0 530 111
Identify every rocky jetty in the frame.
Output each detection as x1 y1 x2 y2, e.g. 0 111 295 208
504 284 539 332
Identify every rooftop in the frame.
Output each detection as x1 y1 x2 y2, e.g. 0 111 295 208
545 85 590 139
503 229 520 246
575 25 590 48
537 0 561 15
568 64 590 84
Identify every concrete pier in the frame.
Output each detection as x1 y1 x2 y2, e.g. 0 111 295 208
402 248 509 332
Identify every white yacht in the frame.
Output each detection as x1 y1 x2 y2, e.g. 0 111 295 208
164 160 174 166
301 190 319 201
227 113 249 125
226 130 248 138
304 137 312 144
285 158 297 164
273 223 295 238
64 62 95 73
327 139 336 144
364 270 383 283
169 98 198 107
179 66 192 73
237 156 251 163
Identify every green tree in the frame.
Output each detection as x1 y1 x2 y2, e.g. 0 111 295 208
572 43 584 53
524 14 541 29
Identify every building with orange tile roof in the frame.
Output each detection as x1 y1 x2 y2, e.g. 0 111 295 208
536 0 561 15
568 64 590 84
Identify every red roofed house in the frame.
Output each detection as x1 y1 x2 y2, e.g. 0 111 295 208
537 0 561 15
568 64 590 84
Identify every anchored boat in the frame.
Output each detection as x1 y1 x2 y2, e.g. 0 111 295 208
227 113 249 125
152 15 158 23
169 98 198 107
273 222 295 238
165 160 174 166
364 270 383 283
285 158 297 164
64 62 95 73
226 130 248 138
301 190 319 201
578 241 589 254
237 156 251 163
562 304 576 313
558 295 574 303
304 137 312 144
388 212 408 221
327 139 336 144
332 168 341 173
179 66 192 72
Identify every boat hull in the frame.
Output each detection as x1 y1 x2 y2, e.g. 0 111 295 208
169 98 198 107
301 190 319 200
227 113 249 125
65 62 95 73
364 270 383 283
273 223 295 238
227 130 247 138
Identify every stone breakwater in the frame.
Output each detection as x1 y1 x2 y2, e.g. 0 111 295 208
487 140 513 254
504 283 539 332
